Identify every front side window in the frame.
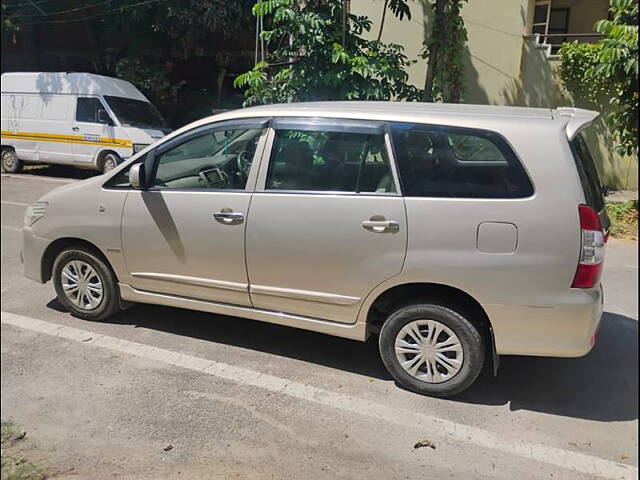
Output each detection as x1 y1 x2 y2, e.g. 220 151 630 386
389 123 533 198
266 129 395 193
76 97 110 124
152 127 264 190
104 95 168 131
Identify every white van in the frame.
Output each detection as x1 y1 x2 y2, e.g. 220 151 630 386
1 72 171 174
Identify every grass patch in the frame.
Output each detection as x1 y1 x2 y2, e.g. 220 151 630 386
1 421 46 480
607 200 638 239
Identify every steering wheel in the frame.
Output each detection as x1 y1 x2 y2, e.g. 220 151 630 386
237 151 253 176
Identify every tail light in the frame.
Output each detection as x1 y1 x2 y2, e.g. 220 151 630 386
571 205 606 288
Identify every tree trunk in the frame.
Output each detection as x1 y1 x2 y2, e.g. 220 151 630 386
422 0 445 102
377 0 390 42
342 0 350 47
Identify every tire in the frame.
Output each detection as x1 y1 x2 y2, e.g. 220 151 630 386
52 247 120 321
101 153 120 174
379 303 484 397
1 148 22 173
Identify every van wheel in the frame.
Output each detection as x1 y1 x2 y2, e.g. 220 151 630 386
379 303 484 397
101 153 120 174
1 149 22 173
52 247 120 321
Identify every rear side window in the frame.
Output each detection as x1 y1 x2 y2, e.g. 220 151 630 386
266 129 395 193
389 123 533 198
76 97 105 123
570 134 605 212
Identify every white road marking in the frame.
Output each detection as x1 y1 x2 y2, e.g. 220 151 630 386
1 225 22 232
1 174 77 184
1 310 636 480
1 200 30 207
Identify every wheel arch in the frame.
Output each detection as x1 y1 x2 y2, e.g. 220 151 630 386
42 237 118 284
365 282 499 375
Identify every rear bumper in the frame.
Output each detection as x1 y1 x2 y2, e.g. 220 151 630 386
22 226 50 283
486 285 604 357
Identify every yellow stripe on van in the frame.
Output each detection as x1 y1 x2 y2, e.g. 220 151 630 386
1 130 132 149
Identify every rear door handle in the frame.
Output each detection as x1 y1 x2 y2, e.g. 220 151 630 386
213 210 244 224
72 127 79 132
362 219 399 233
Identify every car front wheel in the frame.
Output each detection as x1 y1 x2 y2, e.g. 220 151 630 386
379 303 485 397
52 248 120 321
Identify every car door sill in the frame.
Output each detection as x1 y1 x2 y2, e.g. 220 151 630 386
118 283 367 341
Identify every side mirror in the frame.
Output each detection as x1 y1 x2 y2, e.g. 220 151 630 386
129 163 146 190
97 109 112 125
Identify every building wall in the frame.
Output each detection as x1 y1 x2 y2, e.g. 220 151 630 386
351 0 637 190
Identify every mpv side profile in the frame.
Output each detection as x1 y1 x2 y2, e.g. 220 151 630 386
22 102 608 397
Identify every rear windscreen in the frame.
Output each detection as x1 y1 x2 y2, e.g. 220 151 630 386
570 133 605 212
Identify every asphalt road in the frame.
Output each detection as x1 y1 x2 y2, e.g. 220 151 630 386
1 170 638 480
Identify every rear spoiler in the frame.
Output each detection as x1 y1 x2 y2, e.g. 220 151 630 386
553 107 600 141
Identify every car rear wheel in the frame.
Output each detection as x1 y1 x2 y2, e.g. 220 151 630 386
52 248 120 321
379 303 484 397
1 148 22 173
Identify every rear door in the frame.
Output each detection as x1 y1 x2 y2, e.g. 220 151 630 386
246 118 407 324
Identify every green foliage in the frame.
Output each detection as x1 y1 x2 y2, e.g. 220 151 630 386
607 200 638 238
234 0 421 106
558 0 638 156
1 421 45 480
115 58 185 104
421 0 468 102
387 0 411 22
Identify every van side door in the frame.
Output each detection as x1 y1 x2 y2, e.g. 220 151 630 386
245 118 407 324
37 94 74 165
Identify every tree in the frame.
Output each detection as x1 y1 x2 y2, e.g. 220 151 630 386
421 0 468 102
234 0 421 105
558 0 638 156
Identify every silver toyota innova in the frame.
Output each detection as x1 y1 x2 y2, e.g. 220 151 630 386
21 102 609 397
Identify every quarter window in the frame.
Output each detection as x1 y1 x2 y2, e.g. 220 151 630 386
389 123 533 198
152 128 264 190
266 129 395 193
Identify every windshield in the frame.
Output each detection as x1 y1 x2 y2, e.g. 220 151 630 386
104 95 168 130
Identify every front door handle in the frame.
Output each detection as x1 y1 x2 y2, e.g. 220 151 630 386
72 127 80 132
213 209 244 224
362 217 399 233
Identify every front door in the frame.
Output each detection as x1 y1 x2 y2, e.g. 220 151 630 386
72 96 119 167
121 120 268 306
246 118 407 323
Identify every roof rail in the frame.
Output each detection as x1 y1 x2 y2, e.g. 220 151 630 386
553 107 600 141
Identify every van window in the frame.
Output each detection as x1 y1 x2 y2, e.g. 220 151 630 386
266 129 395 193
570 133 605 212
41 95 69 121
389 123 533 198
1 94 39 120
104 96 167 130
76 97 108 124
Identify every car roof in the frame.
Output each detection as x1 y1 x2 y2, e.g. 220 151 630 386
237 101 555 121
